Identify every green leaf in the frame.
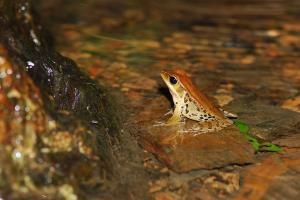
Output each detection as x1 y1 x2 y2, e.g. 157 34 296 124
233 120 282 153
233 120 250 134
261 143 283 152
245 135 260 151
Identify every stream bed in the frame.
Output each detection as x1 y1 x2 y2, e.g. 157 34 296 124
1 0 300 199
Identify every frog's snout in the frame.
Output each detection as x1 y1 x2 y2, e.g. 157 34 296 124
160 70 170 81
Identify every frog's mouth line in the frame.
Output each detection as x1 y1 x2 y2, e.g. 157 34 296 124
160 71 179 100
161 82 178 102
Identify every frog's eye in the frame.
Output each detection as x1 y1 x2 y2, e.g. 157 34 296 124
169 76 178 85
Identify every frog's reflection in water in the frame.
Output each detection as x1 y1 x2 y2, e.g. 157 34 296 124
151 116 230 147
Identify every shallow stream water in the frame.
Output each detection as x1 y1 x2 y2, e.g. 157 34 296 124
1 0 300 199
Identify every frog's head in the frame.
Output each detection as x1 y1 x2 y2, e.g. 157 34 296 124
161 69 187 100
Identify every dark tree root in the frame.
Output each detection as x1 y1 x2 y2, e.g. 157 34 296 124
0 0 121 176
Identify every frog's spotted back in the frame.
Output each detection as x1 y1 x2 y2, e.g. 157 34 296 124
181 91 233 133
182 92 217 121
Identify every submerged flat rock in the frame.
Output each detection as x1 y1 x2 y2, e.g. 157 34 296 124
137 98 255 173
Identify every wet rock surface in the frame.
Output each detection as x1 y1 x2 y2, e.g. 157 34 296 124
1 0 300 199
139 125 255 173
136 97 255 173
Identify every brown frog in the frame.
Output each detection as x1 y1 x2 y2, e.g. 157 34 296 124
161 69 235 133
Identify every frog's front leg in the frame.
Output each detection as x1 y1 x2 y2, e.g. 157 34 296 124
166 106 182 125
153 109 181 127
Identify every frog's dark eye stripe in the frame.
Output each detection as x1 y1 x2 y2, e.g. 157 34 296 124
169 76 177 85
